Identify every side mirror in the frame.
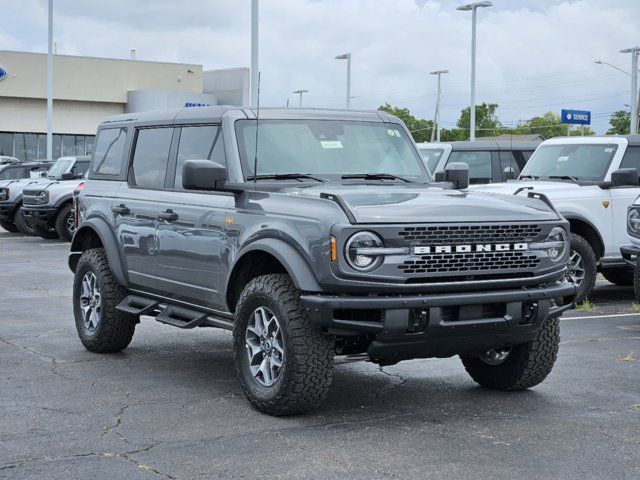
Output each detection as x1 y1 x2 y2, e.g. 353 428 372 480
40 171 47 177
503 166 516 181
61 172 74 180
434 170 445 182
182 159 227 191
444 162 469 190
611 168 639 187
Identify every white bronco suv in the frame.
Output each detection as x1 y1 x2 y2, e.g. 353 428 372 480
471 135 640 303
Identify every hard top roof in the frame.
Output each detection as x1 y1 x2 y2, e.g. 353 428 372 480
540 134 640 146
100 106 397 127
417 140 540 151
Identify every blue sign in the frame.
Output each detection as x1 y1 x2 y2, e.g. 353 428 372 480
185 102 212 108
561 109 591 125
0 66 7 81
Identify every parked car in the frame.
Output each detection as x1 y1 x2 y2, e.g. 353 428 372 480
0 156 20 165
471 135 640 303
621 196 640 300
0 156 89 235
22 166 89 241
69 106 574 415
0 160 52 182
417 140 540 184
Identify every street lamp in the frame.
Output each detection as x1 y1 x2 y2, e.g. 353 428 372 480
457 1 492 141
293 90 309 108
595 59 631 76
46 0 53 160
335 53 352 109
430 69 449 142
620 47 640 134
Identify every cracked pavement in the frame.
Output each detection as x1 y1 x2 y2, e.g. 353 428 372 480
1 231 639 479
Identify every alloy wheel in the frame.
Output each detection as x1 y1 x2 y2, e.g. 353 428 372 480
565 250 585 285
245 306 284 387
79 271 101 331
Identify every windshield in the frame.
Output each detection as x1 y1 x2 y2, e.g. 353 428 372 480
235 120 428 181
46 158 74 179
418 147 445 173
520 143 617 181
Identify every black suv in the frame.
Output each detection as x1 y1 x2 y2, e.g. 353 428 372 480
69 107 575 415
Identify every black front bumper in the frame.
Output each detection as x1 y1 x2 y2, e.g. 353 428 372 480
22 205 57 228
301 282 575 363
621 245 640 268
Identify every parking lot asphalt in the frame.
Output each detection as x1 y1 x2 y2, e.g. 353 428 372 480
0 230 639 480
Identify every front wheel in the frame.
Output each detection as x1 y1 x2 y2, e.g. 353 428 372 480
460 316 560 391
0 219 19 233
634 266 640 302
601 268 634 286
13 205 34 236
33 223 60 240
233 274 335 416
73 248 137 353
55 204 75 241
563 233 597 305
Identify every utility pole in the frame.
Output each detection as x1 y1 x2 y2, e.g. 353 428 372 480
250 0 259 107
620 47 640 134
457 1 492 141
430 70 449 142
46 0 53 160
293 90 308 108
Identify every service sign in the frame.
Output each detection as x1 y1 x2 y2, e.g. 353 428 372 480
561 109 591 125
0 66 7 81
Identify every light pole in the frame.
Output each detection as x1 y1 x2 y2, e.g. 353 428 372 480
595 59 631 76
335 53 351 109
250 0 259 107
293 90 309 108
457 1 492 141
430 69 449 142
46 0 53 160
620 47 640 134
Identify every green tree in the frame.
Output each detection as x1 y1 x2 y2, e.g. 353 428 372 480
513 111 594 138
456 103 501 139
378 104 433 143
606 110 631 135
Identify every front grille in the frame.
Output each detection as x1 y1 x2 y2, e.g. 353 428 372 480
399 224 542 243
398 250 540 275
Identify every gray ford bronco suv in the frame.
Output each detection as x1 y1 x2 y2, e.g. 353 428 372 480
69 107 575 415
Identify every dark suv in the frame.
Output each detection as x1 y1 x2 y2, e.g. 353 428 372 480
69 107 574 415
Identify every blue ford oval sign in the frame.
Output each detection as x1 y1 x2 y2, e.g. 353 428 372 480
0 66 7 81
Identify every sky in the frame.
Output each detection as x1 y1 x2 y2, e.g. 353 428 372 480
2 0 640 134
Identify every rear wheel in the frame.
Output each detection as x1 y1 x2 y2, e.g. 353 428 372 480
460 316 560 391
601 268 634 286
73 248 137 353
634 266 640 302
233 274 335 416
33 223 60 239
0 220 18 233
54 204 75 241
13 205 34 236
563 233 597 305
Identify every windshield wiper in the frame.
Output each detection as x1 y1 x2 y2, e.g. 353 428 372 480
341 173 412 183
548 175 579 181
245 173 327 182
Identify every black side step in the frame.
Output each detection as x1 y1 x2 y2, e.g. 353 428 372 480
116 295 159 316
155 305 209 329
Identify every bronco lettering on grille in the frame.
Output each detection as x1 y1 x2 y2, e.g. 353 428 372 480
412 243 529 254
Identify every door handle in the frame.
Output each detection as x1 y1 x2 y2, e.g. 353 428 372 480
111 204 130 215
157 209 178 222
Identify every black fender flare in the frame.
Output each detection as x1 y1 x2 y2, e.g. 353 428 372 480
228 238 322 293
69 217 128 287
53 193 74 209
561 213 605 257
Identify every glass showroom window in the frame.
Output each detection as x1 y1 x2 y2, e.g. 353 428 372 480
0 133 13 157
14 133 38 161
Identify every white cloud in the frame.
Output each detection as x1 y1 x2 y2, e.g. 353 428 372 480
3 0 640 133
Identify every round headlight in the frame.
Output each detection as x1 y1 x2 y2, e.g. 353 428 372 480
628 208 640 234
345 231 384 271
546 226 568 261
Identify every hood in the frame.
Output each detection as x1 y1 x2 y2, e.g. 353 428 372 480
26 179 80 195
468 180 585 197
284 184 560 223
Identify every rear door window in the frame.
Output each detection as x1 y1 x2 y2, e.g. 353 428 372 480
93 128 128 176
620 146 640 170
130 128 174 189
499 151 521 180
447 150 492 184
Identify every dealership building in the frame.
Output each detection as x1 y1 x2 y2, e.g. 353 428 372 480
0 50 249 161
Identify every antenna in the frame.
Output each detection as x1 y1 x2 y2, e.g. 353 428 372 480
253 72 261 189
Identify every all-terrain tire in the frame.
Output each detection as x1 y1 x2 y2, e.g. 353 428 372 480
233 274 335 416
567 233 597 305
0 220 19 233
634 266 640 302
13 205 34 235
54 204 75 241
601 268 634 286
460 316 560 391
33 223 60 239
73 248 137 353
